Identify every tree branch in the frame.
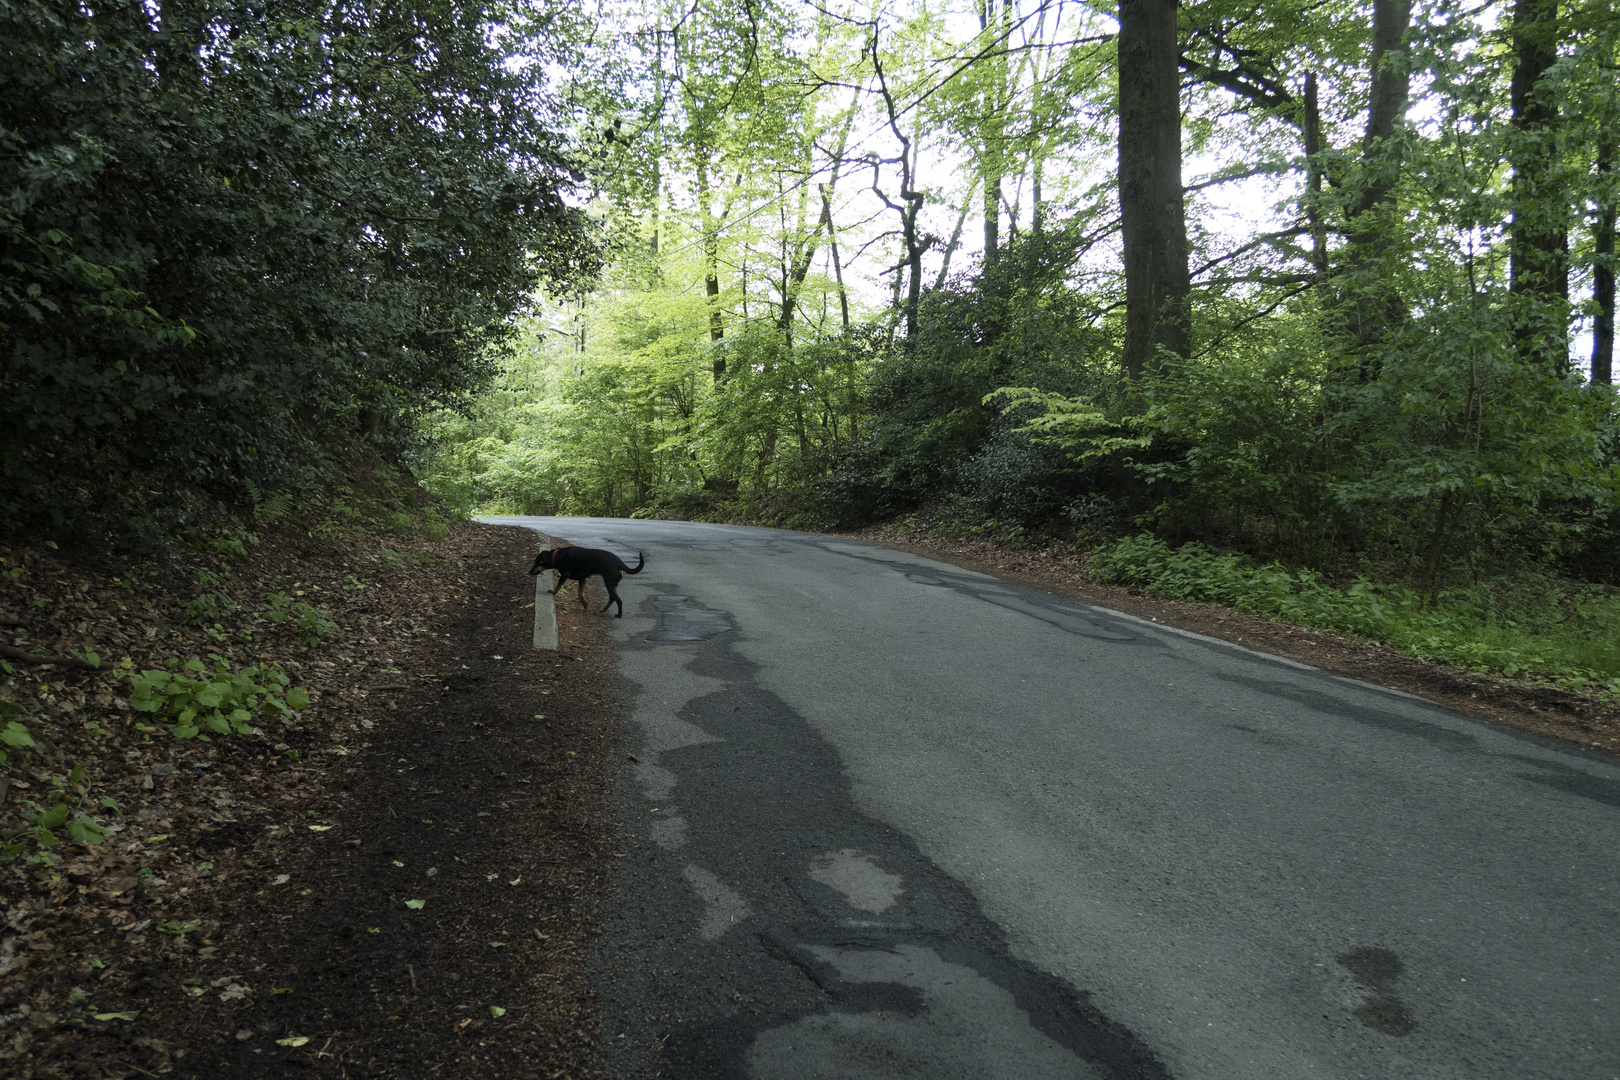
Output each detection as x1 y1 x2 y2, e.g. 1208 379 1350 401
1191 226 1311 278
0 644 97 669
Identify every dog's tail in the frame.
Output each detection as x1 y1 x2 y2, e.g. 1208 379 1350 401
625 551 646 574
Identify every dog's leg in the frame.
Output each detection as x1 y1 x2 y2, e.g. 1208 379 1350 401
602 571 623 617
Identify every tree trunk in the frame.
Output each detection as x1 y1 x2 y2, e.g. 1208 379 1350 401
650 42 664 267
1118 0 1190 379
1303 72 1329 290
1418 489 1456 606
810 84 861 336
983 169 1001 265
1593 139 1615 384
779 86 857 340
935 193 973 290
1509 0 1568 369
902 152 926 336
978 0 1007 265
1032 156 1044 236
821 184 851 331
779 177 813 345
869 34 929 338
1355 0 1412 221
695 159 726 378
1344 0 1412 352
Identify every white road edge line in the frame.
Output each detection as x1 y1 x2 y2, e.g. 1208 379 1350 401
1095 604 1445 707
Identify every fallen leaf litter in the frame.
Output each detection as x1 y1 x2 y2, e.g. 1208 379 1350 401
0 517 621 1078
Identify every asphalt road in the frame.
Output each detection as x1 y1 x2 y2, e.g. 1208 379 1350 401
481 516 1620 1080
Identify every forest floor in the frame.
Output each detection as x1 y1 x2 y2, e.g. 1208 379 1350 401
844 522 1620 760
0 493 622 1079
4 506 1616 1080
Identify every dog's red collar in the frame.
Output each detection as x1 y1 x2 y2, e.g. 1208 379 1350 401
552 546 564 561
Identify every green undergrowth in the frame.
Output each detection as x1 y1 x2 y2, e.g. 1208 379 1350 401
245 462 453 546
0 449 459 869
125 655 310 740
1090 535 1620 694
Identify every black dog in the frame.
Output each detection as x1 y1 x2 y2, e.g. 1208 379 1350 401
529 544 645 618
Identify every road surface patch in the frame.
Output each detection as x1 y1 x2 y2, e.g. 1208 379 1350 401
808 850 904 914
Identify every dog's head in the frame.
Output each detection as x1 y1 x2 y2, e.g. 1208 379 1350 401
528 547 558 575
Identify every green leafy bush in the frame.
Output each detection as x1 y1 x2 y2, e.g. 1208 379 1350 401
184 590 238 625
418 508 451 543
1092 535 1620 687
0 0 597 543
1 719 35 762
264 593 338 646
127 657 311 740
3 764 115 862
245 482 295 524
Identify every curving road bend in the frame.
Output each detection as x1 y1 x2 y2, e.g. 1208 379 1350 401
480 516 1620 1080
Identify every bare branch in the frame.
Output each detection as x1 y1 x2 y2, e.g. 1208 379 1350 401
1191 226 1311 278
0 644 97 670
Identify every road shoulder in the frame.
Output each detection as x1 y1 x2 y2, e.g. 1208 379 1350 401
843 526 1620 759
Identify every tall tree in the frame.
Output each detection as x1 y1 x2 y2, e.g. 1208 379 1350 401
1594 138 1615 383
1118 0 1191 378
1509 0 1569 368
869 26 931 339
1343 0 1413 349
977 0 1012 265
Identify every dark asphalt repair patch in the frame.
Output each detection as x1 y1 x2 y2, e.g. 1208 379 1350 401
593 592 1172 1080
648 593 737 642
1337 948 1415 1036
832 547 1143 645
1214 673 1620 812
1211 672 1479 751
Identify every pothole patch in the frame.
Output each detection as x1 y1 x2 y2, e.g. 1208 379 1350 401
1338 946 1415 1036
648 594 736 642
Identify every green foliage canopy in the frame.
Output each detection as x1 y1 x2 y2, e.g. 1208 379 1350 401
1 0 599 542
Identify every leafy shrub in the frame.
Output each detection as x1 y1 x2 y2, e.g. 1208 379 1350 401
1092 534 1620 686
0 720 35 766
418 507 452 543
207 529 258 559
261 493 294 523
264 593 338 646
3 764 116 862
184 590 238 625
380 507 451 542
0 0 596 543
128 657 311 740
938 426 1084 538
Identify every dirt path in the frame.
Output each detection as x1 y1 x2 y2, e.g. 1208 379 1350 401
176 525 621 1079
1 520 622 1080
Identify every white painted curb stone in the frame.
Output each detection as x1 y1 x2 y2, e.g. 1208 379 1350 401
532 533 558 652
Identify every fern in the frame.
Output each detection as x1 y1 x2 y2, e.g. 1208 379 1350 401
255 490 294 524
